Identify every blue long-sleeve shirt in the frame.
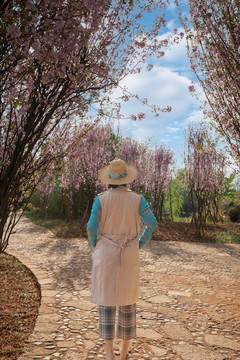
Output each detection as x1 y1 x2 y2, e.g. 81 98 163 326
87 195 157 248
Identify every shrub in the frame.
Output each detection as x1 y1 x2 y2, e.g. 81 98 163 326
228 204 240 223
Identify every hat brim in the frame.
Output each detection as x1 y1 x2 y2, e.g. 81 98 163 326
99 164 138 185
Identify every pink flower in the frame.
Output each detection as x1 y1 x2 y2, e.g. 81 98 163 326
163 106 172 112
147 64 154 71
122 95 130 102
130 114 137 121
137 113 146 120
134 41 146 48
188 85 195 92
98 109 104 116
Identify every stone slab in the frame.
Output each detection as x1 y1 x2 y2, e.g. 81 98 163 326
173 344 224 360
204 334 240 351
64 300 95 311
138 299 153 309
41 290 59 297
168 290 192 297
149 344 167 356
137 328 162 340
56 341 76 348
34 320 59 333
163 323 193 341
148 295 172 304
37 313 61 323
62 350 85 359
79 289 91 297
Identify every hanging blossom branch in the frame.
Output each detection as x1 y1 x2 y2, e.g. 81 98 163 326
89 84 172 122
175 0 240 165
87 22 187 121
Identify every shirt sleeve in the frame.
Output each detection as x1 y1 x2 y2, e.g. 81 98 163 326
139 195 158 248
87 196 101 248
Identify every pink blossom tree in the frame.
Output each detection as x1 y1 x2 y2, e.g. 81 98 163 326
146 145 174 221
59 122 116 226
32 124 175 226
42 127 149 228
184 123 226 237
0 0 172 252
176 0 240 163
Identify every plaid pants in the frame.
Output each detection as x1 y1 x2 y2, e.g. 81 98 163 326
99 304 136 340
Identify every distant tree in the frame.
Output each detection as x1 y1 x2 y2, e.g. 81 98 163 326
147 146 174 221
185 123 226 236
29 123 175 227
164 169 185 220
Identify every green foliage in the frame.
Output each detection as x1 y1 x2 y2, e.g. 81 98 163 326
24 202 39 214
181 189 195 218
24 214 84 238
221 173 237 201
203 230 240 244
164 170 184 219
234 173 240 193
228 204 240 223
163 169 197 220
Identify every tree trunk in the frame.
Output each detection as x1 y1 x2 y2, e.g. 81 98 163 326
169 180 173 221
79 199 90 233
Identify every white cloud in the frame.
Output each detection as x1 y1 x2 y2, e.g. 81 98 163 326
105 62 206 168
131 125 157 143
100 3 208 167
152 29 192 75
115 65 199 122
166 126 180 132
183 109 204 126
167 19 176 30
167 0 177 11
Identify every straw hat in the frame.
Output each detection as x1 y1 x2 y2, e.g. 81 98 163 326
99 158 138 185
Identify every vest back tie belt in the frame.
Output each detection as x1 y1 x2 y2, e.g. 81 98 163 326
100 234 139 293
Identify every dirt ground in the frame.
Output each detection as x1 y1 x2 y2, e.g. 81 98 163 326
1 217 240 359
0 252 41 359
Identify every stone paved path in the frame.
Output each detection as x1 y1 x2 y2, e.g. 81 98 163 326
7 216 240 360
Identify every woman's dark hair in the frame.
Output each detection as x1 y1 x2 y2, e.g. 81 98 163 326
108 184 127 189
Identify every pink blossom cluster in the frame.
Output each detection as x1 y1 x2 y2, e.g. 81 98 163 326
34 121 175 221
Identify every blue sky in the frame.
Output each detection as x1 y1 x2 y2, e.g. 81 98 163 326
108 0 205 168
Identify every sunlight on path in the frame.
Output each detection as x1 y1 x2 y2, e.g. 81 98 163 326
8 216 240 360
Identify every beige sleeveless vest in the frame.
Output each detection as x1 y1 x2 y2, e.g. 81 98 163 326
91 186 141 306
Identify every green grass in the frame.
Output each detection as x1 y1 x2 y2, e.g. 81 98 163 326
24 211 85 238
204 231 240 244
25 211 240 244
